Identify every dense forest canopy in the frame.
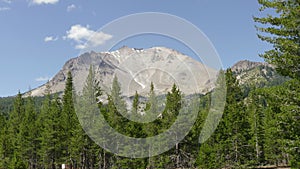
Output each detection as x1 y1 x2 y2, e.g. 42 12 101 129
0 65 298 168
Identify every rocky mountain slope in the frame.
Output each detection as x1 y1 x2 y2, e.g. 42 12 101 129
29 46 217 97
231 60 289 87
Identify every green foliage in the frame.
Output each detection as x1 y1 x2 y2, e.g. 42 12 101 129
197 69 251 168
0 111 9 168
73 65 103 168
235 64 290 95
144 82 161 137
39 94 65 168
247 90 266 165
6 92 26 168
0 97 14 115
132 91 139 115
61 71 77 164
163 84 182 118
145 82 158 115
254 0 300 80
111 75 127 115
1 67 299 168
19 92 39 168
251 79 300 168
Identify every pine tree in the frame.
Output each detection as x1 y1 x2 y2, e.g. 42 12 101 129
6 92 27 169
107 75 128 134
163 83 182 125
19 91 39 168
254 0 300 80
127 91 145 137
144 82 160 137
108 75 136 168
225 69 251 166
197 69 251 168
254 1 300 167
256 80 300 167
197 138 219 168
175 94 201 168
248 90 266 165
61 71 79 166
149 82 157 112
111 75 127 117
0 111 9 168
161 83 182 168
38 90 51 167
197 70 226 169
39 93 65 168
75 65 105 168
132 91 139 115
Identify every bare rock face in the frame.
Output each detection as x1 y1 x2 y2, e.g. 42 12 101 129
231 60 272 74
30 46 218 97
230 60 288 87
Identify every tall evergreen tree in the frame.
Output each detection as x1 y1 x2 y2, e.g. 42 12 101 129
75 65 104 168
111 75 127 117
197 70 226 169
162 84 183 168
38 89 51 167
0 111 9 168
20 92 39 169
127 91 145 137
254 0 300 80
254 1 300 167
222 69 251 166
6 92 27 168
163 83 182 125
254 80 300 167
248 90 266 165
144 82 160 137
61 71 78 166
197 69 251 168
132 91 139 115
108 75 128 134
147 82 158 116
39 94 65 168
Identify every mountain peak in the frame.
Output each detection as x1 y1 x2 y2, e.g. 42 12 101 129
118 45 132 51
29 47 217 97
231 60 271 73
231 60 287 87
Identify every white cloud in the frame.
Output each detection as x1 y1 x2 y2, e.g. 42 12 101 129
31 0 59 5
44 36 58 42
65 24 112 49
67 4 76 12
35 76 50 82
0 7 10 11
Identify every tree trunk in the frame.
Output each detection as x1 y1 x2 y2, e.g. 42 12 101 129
103 150 106 169
176 143 179 168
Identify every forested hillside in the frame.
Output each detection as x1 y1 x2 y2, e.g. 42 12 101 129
0 65 299 168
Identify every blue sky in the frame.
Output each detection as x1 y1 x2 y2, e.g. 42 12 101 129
0 0 271 97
